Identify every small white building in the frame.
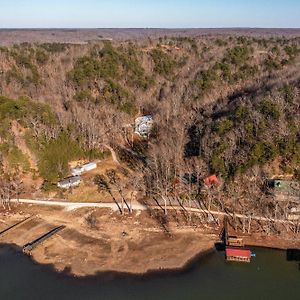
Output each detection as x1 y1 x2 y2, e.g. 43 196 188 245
135 115 153 137
71 162 97 176
57 176 81 189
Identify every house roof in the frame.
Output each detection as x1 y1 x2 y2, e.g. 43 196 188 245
134 115 153 136
270 180 300 195
204 175 220 187
73 162 96 171
226 247 251 258
58 176 81 185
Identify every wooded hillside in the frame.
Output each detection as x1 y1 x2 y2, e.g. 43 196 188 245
0 35 299 206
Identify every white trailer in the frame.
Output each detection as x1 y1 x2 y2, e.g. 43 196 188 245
71 162 97 176
57 176 81 189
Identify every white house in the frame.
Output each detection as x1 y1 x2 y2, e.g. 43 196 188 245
134 115 153 137
57 176 81 189
71 162 97 176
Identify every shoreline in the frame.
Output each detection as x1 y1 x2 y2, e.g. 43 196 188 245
0 205 219 277
1 205 300 278
0 243 217 279
0 239 296 280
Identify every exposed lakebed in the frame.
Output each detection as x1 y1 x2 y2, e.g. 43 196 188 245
0 245 299 300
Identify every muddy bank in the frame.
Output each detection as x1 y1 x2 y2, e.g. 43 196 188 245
1 204 300 277
0 205 218 277
244 233 300 250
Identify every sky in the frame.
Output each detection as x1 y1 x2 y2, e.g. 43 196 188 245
0 0 300 28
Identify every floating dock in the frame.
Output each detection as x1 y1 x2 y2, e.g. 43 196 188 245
223 217 252 263
23 225 65 254
225 247 251 263
227 236 244 247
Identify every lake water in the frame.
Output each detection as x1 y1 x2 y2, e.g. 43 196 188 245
0 245 299 300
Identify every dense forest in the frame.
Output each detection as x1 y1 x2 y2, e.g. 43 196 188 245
0 35 299 226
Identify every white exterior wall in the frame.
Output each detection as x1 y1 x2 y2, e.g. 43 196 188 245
82 162 97 172
135 116 153 137
71 162 97 176
57 177 81 189
71 168 83 176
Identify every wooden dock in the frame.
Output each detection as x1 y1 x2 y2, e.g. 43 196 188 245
23 225 65 254
0 216 35 238
223 216 251 263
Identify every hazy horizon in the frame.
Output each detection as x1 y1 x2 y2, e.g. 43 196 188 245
1 27 300 29
1 0 300 29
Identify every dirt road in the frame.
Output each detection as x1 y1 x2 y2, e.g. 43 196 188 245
11 198 146 211
11 198 297 225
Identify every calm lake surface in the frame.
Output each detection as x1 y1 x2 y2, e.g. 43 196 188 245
0 245 299 300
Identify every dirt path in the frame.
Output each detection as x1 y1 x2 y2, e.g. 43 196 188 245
11 198 298 225
10 198 146 211
103 144 120 165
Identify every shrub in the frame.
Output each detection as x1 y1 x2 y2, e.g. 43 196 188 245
235 105 249 120
238 64 258 79
271 46 280 55
224 46 251 66
70 56 101 86
40 43 68 53
6 49 41 86
0 96 28 119
119 100 137 115
11 51 32 68
215 62 232 82
259 99 280 120
36 49 49 65
0 143 30 173
284 45 300 60
210 142 229 177
215 39 228 47
103 80 129 105
264 57 280 71
96 42 120 79
37 133 85 182
216 119 233 135
194 68 217 94
280 85 295 103
211 154 227 177
6 66 26 85
0 96 56 126
249 141 278 166
74 89 93 102
245 122 255 136
150 48 176 77
120 46 153 89
295 169 300 182
7 145 31 172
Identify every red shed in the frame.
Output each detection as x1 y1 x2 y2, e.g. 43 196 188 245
204 175 220 187
226 247 251 263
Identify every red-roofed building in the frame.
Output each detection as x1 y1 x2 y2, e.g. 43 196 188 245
226 247 251 263
204 175 220 187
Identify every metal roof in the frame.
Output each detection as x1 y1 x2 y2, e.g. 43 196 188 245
58 176 81 186
270 180 300 195
135 115 153 137
226 247 251 258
